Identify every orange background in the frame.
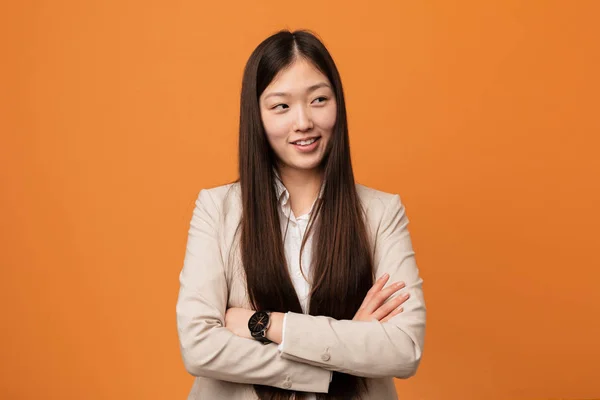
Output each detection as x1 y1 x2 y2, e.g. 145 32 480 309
1 1 599 399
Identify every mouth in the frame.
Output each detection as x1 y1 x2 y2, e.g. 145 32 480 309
289 136 321 147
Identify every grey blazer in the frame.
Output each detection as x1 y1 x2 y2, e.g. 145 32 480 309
176 182 426 399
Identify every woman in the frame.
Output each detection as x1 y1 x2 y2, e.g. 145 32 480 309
176 29 426 400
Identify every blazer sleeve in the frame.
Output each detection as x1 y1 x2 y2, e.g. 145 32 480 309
176 189 331 393
278 193 426 379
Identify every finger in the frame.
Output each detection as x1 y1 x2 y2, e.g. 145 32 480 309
371 293 408 321
363 281 406 314
371 292 410 321
378 281 407 302
358 273 390 310
380 306 404 323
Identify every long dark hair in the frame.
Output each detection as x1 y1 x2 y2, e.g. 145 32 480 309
238 29 374 400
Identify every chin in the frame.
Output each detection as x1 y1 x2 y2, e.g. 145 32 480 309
293 157 324 170
285 161 322 171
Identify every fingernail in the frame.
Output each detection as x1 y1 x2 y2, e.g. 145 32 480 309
394 281 404 287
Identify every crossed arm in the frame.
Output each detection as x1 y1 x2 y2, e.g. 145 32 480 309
176 189 426 393
224 272 411 346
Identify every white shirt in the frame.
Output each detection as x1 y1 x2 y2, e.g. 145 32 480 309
273 172 331 398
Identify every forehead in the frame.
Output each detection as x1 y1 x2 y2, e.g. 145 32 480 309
265 58 329 91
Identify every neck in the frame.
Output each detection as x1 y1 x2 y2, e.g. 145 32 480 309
277 166 322 217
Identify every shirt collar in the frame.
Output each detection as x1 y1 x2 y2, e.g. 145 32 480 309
273 168 288 204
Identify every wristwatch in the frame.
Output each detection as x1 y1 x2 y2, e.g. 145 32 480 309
248 311 272 344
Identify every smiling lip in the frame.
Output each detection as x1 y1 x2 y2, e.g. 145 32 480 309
290 136 321 145
290 136 321 153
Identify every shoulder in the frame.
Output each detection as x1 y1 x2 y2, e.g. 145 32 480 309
355 183 410 233
196 181 403 217
200 182 240 203
355 183 402 212
196 182 241 213
198 182 402 208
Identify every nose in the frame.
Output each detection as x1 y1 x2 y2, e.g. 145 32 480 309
293 106 314 132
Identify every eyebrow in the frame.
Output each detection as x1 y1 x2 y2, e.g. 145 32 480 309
263 82 332 100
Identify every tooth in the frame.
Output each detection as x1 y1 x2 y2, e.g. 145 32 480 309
294 138 317 146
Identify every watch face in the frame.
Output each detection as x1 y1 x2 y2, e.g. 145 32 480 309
248 311 270 333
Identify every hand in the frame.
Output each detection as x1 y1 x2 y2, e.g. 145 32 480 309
224 307 255 339
353 273 410 322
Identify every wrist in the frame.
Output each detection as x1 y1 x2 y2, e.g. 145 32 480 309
265 312 285 344
244 309 255 339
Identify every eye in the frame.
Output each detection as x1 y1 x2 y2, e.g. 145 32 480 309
272 103 289 110
312 96 328 104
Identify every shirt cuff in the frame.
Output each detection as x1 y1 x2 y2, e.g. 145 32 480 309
277 312 288 352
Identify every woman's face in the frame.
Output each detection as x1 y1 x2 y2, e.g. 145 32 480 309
259 57 337 173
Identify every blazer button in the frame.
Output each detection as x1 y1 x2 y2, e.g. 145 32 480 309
321 353 330 361
283 381 292 389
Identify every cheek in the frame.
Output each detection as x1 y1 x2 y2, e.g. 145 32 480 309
315 105 337 134
262 115 291 144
